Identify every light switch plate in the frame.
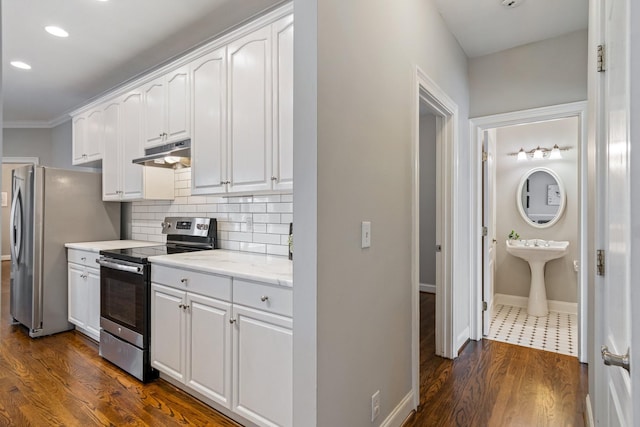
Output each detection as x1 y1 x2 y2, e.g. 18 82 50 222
361 221 371 248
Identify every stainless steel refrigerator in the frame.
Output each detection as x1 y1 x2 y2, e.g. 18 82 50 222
10 165 121 337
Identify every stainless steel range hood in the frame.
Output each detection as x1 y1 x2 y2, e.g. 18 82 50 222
132 139 191 169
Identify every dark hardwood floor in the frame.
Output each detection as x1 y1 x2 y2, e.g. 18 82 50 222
404 292 588 427
0 263 588 426
0 261 240 426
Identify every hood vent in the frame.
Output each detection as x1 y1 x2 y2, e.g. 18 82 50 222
132 139 191 169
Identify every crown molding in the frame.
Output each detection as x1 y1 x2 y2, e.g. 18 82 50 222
3 115 71 129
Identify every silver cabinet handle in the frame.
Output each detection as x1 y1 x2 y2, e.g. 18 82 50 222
601 345 630 373
261 296 269 302
178 304 189 310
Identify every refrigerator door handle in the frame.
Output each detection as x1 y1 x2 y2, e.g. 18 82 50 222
9 187 22 263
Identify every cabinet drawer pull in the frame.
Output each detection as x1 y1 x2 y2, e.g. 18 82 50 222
260 295 269 302
178 303 184 309
229 318 236 324
180 278 188 284
271 176 278 181
80 257 86 261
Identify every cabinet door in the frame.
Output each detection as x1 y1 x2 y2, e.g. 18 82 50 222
151 283 186 382
72 115 87 165
186 292 232 407
191 48 228 195
102 101 121 201
85 268 101 340
143 77 166 148
85 109 104 161
227 26 273 194
68 264 88 328
166 66 190 142
120 92 144 200
232 305 292 427
272 16 294 191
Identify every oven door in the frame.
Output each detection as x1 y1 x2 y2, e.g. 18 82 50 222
98 257 149 349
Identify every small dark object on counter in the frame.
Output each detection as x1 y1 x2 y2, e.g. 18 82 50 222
288 223 293 260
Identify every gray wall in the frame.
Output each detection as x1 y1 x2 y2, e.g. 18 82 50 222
3 128 53 165
293 0 471 424
469 30 588 117
419 113 436 286
495 117 579 303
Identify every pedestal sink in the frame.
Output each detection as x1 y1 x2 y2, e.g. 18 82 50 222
505 239 570 316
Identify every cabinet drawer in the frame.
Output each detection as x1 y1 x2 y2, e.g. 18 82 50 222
68 249 100 268
151 264 232 301
233 279 292 317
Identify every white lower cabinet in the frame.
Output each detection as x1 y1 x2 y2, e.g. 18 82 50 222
67 249 101 341
150 269 292 427
232 304 292 427
151 283 232 407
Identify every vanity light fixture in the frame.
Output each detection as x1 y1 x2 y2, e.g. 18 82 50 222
509 145 570 160
45 26 69 38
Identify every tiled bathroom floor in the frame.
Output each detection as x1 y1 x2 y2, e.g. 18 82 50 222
487 304 577 357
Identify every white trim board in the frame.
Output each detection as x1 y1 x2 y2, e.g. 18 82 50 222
380 391 414 427
419 283 436 293
411 65 460 411
494 293 578 315
468 101 588 364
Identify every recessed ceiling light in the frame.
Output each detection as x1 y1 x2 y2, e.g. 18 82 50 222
11 61 32 70
45 26 69 38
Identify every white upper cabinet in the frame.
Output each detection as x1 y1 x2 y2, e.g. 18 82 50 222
191 16 293 196
143 66 190 148
102 101 121 200
191 47 228 195
271 15 294 191
227 26 273 194
102 91 174 201
72 107 103 165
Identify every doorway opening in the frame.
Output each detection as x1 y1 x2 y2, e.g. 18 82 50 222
411 67 459 408
469 102 588 362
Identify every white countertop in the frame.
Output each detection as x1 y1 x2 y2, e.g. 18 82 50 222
65 240 160 252
149 250 293 287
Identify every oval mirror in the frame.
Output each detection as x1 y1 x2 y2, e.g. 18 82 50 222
516 167 566 229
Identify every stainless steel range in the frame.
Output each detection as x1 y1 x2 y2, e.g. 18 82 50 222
97 217 217 382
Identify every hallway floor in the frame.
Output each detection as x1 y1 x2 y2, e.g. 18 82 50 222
488 303 577 357
403 293 587 426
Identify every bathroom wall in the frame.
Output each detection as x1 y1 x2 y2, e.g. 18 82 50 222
419 113 437 288
128 168 293 256
494 116 579 303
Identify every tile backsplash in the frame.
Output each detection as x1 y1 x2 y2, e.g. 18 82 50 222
129 168 293 256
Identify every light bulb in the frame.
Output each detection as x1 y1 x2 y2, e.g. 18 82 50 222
549 145 562 160
533 147 544 160
517 148 527 161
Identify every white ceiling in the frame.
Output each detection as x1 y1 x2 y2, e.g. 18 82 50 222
3 0 589 127
434 0 588 58
2 0 285 126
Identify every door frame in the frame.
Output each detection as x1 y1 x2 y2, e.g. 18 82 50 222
411 66 459 408
469 101 588 362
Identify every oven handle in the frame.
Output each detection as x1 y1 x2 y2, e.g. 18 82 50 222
96 257 145 275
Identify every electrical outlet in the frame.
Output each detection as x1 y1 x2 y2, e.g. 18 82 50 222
362 221 371 248
371 390 380 422
244 215 253 232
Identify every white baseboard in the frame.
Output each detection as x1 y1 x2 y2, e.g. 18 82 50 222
494 293 577 315
381 390 414 427
1 255 10 261
585 394 594 427
456 326 470 355
419 283 436 293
